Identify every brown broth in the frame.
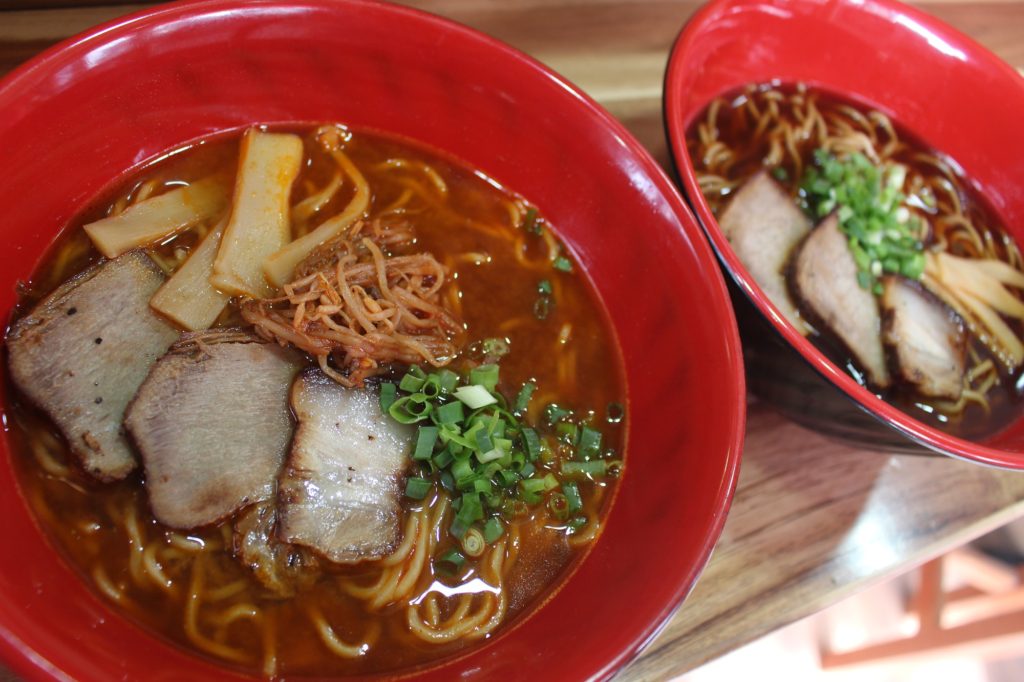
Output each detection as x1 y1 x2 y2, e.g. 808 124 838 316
3 126 626 676
687 83 1024 439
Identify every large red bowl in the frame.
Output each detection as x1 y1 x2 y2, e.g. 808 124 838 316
665 0 1024 467
0 1 745 679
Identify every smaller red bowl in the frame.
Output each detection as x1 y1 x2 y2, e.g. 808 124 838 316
665 0 1024 467
0 0 745 679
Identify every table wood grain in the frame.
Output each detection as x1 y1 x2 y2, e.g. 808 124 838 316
2 1 1024 680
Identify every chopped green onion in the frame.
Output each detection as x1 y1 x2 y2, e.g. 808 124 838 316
521 428 541 460
477 448 503 464
461 527 486 557
800 149 924 291
519 461 535 479
457 494 484 524
513 381 537 416
562 460 609 477
563 482 583 513
450 518 469 539
578 426 602 459
483 517 504 543
497 469 519 487
414 426 439 460
399 371 426 393
434 400 464 425
451 458 474 485
544 404 571 425
437 548 466 572
547 492 570 521
454 385 497 409
389 395 431 424
379 382 398 413
436 369 459 394
537 279 553 296
432 448 454 469
405 476 432 500
556 422 578 443
771 166 789 182
519 478 548 504
470 364 500 392
475 428 494 454
421 374 442 398
553 256 573 272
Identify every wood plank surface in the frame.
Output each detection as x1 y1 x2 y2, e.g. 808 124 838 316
2 1 1024 680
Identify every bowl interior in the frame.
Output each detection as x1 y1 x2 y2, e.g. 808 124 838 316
665 0 1024 467
0 1 744 679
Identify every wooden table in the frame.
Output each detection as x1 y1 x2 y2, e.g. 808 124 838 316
3 1 1024 680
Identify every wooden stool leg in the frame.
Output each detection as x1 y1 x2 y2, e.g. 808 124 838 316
820 554 1024 669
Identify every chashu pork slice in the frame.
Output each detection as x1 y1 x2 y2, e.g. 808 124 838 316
6 251 178 480
233 500 320 598
881 275 967 400
278 370 414 564
125 329 302 529
792 213 892 388
719 170 812 332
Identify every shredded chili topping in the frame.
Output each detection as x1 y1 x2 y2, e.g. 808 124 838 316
241 219 464 386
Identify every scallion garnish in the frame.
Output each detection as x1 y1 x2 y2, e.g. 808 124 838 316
800 149 925 292
483 517 504 543
578 426 602 459
553 256 573 272
437 548 466 572
379 382 397 412
563 482 583 513
513 381 537 416
544 403 571 425
461 527 486 557
413 426 439 460
454 385 497 409
470 364 500 392
382 363 618 554
405 476 432 500
537 279 552 296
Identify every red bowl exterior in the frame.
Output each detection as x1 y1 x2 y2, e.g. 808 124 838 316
0 1 745 679
665 0 1024 468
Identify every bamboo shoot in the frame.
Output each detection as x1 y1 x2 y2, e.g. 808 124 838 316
211 129 303 298
150 219 230 331
263 148 369 287
83 177 227 258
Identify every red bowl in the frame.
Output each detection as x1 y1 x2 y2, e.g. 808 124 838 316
665 0 1024 467
0 1 745 679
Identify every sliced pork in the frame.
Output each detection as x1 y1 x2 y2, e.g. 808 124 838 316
6 251 177 481
233 501 320 598
792 213 892 388
125 329 301 529
719 170 812 332
881 276 967 400
278 370 414 564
